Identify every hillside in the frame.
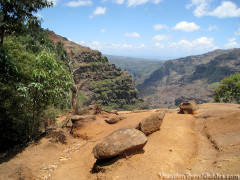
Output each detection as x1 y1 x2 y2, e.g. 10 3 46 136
49 31 147 110
1 103 240 179
106 55 165 86
138 48 240 108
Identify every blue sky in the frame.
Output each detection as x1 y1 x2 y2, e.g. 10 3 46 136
38 0 240 59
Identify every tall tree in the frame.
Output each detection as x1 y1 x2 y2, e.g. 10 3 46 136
0 0 52 45
56 41 94 114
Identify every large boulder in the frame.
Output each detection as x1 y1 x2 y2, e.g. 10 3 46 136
92 128 148 159
137 112 165 136
105 114 127 124
179 100 199 114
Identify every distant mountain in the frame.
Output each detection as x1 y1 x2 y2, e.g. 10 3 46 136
138 48 240 108
105 55 165 86
49 31 147 110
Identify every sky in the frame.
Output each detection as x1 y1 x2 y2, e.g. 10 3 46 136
38 0 240 59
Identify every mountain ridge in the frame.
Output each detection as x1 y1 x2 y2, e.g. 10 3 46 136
106 55 165 86
49 31 147 110
138 48 240 108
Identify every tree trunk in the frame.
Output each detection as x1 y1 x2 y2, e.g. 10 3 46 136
0 27 4 46
72 84 79 115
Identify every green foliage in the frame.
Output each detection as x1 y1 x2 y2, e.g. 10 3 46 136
78 91 89 108
0 45 18 83
0 34 72 152
0 44 32 151
90 74 147 110
0 1 75 152
213 73 240 103
0 0 52 44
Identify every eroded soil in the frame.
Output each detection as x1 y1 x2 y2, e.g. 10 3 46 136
0 103 240 180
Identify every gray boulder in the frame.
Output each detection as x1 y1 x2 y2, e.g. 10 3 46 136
105 114 127 124
179 100 199 114
137 112 165 136
92 128 148 159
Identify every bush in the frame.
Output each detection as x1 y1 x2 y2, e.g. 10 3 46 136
213 73 240 103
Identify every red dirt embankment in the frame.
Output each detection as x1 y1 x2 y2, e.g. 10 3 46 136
0 103 240 180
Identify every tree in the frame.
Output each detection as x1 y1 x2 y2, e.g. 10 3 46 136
0 36 72 151
0 0 52 45
18 51 72 137
213 73 240 103
56 41 93 114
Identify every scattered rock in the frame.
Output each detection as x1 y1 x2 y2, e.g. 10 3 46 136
137 112 165 136
71 115 96 123
59 156 71 161
179 100 199 114
105 114 127 124
92 128 148 159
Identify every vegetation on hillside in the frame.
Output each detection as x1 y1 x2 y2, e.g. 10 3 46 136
213 73 240 103
0 1 73 152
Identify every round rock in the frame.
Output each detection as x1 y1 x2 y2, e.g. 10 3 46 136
92 128 148 159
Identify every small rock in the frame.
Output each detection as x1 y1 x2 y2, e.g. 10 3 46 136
179 100 199 114
137 112 165 136
71 115 96 123
105 114 127 124
92 128 148 159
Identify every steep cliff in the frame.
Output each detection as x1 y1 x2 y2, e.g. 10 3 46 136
49 31 147 110
138 48 240 108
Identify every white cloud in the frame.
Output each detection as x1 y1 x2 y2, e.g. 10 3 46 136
207 25 219 31
235 27 240 36
153 24 169 31
173 21 200 32
152 34 169 41
125 32 140 38
186 0 209 17
224 38 239 48
81 41 147 51
169 37 217 50
66 0 92 7
100 29 106 33
187 0 240 18
127 0 162 7
89 7 106 18
116 0 125 4
154 42 164 48
127 0 148 7
209 1 240 18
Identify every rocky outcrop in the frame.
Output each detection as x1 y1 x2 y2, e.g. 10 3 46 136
105 114 127 124
92 128 148 159
137 112 165 135
138 48 240 108
179 101 199 114
49 31 147 110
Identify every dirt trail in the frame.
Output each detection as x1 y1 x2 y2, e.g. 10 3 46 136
0 103 240 180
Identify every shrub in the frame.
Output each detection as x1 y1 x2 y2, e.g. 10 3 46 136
213 73 240 103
